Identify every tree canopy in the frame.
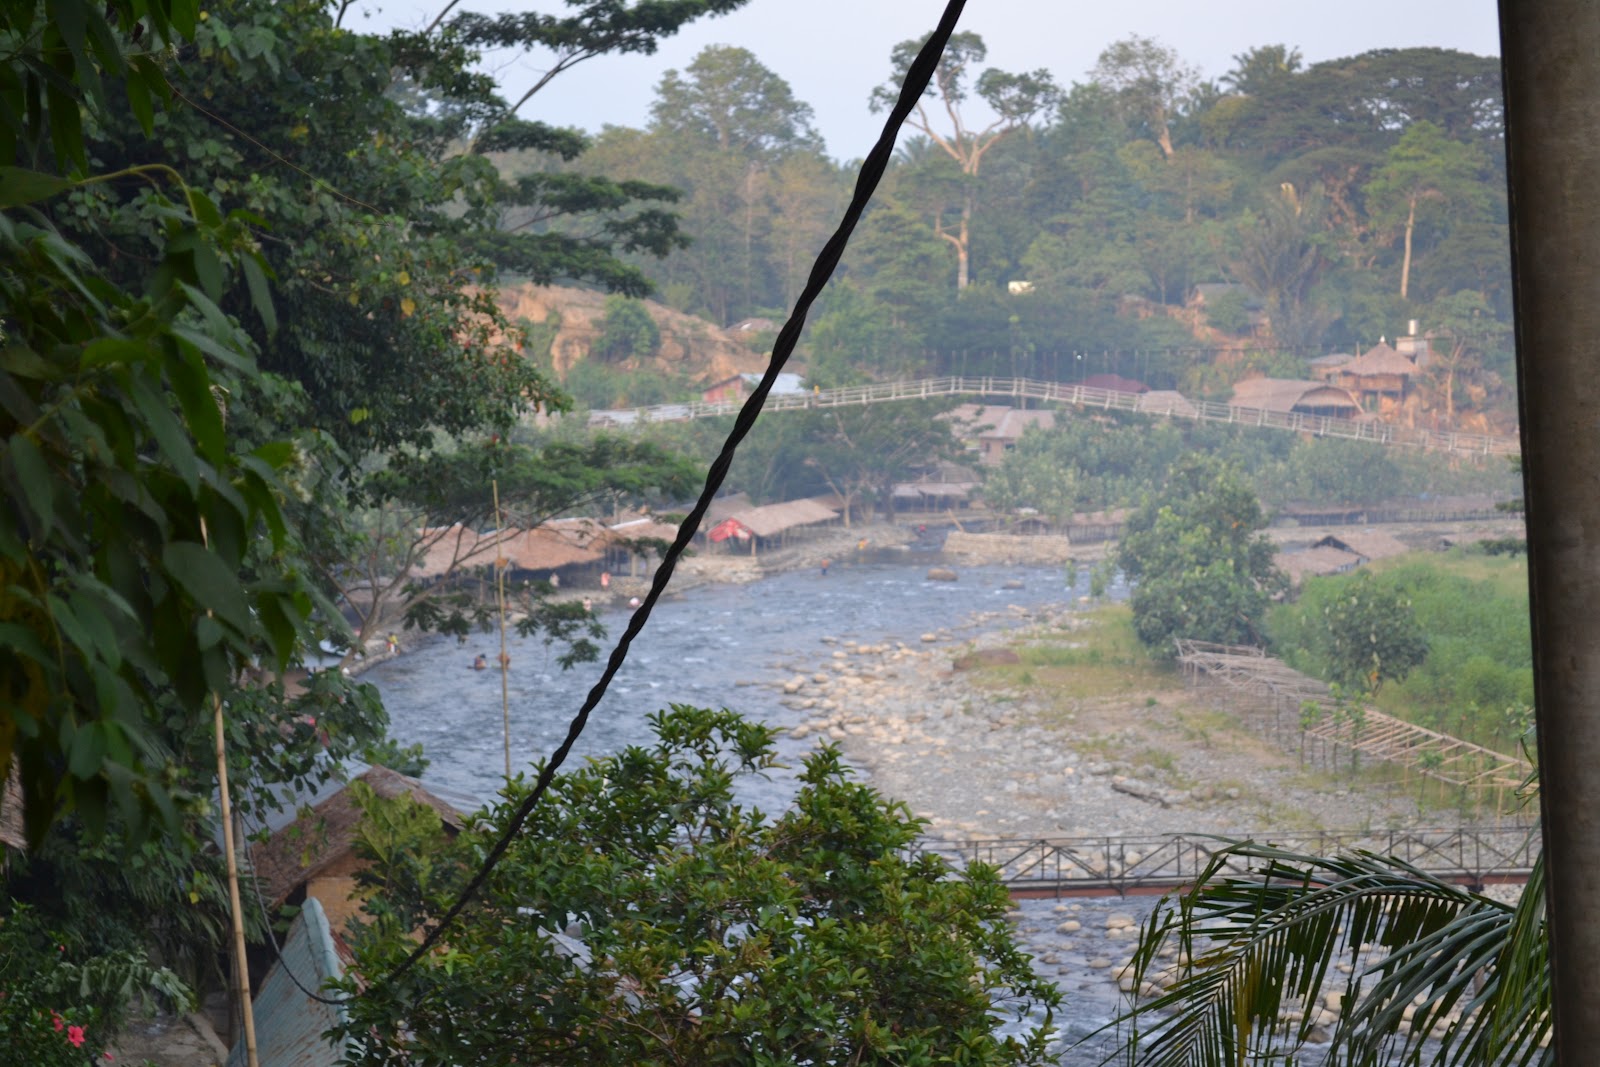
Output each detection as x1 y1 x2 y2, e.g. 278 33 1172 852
1118 456 1286 651
335 706 1061 1066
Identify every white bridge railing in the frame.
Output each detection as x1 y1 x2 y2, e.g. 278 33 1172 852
585 376 1520 458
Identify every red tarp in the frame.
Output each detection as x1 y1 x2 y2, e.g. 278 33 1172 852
708 518 751 543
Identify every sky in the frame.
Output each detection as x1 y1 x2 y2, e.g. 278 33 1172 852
354 0 1504 157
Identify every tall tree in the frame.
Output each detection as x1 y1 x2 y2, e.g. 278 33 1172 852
1090 34 1199 160
1118 456 1286 652
1423 289 1513 420
871 32 1058 290
1365 120 1491 300
650 44 822 155
1232 183 1332 351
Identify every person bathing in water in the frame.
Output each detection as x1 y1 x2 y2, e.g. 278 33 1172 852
472 654 487 670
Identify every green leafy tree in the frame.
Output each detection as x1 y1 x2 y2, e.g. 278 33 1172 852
334 706 1060 1066
330 436 699 652
872 32 1059 290
797 401 963 525
1422 289 1513 420
1313 572 1429 693
1090 35 1199 160
1118 456 1285 652
593 294 662 362
1364 120 1491 300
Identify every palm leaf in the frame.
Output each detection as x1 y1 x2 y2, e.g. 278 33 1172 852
1091 839 1549 1067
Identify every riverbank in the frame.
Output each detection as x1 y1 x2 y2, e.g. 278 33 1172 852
768 602 1426 842
758 596 1447 1061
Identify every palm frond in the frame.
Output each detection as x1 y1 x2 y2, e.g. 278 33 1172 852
1090 840 1550 1067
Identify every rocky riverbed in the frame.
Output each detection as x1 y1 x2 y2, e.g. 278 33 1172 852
755 597 1446 1061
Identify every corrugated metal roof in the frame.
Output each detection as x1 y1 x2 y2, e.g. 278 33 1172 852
227 897 347 1067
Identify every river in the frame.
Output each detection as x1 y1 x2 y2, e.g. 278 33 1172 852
366 555 1154 1062
367 556 1092 806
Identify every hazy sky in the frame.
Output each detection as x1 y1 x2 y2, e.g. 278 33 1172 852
355 0 1503 156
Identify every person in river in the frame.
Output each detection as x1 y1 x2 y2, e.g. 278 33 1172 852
820 559 831 576
472 654 487 671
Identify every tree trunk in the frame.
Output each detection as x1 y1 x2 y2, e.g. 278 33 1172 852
1400 194 1417 299
955 194 973 290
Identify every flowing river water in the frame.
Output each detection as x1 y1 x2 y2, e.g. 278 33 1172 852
366 556 1153 1061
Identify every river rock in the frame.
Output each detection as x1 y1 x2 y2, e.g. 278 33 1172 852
1002 579 1025 589
926 567 959 582
921 633 939 642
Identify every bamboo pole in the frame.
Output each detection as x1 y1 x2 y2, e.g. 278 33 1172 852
493 478 512 781
199 515 258 1067
215 698 258 1067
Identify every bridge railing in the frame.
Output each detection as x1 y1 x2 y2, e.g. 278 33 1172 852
920 825 1540 895
585 377 1520 458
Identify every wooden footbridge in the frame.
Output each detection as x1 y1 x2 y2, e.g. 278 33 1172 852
586 376 1520 458
1175 640 1534 793
922 824 1539 898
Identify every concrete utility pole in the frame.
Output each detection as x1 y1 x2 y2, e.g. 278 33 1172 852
1499 1 1600 1059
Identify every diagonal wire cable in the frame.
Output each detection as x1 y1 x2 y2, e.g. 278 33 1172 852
361 0 970 998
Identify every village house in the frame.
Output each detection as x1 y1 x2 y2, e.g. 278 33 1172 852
945 403 1058 465
705 498 840 554
249 765 467 937
1230 378 1365 419
1336 341 1420 409
891 461 982 514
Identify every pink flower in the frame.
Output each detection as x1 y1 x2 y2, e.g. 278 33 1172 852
51 1012 64 1032
66 1025 86 1048
104 1053 115 1061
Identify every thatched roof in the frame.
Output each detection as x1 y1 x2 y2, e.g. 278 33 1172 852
1341 342 1418 378
410 525 488 580
1313 530 1411 561
727 499 839 538
1278 546 1364 584
1231 378 1363 416
250 766 465 909
608 516 682 549
498 519 609 571
704 493 752 526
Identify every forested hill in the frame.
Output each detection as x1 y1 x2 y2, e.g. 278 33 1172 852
493 39 1512 428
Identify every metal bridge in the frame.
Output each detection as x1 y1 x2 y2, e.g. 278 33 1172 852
922 825 1540 898
586 376 1520 458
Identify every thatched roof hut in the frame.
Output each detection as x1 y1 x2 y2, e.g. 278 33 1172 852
1231 378 1364 418
1336 342 1418 400
250 766 465 931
